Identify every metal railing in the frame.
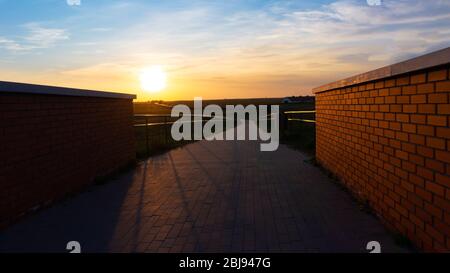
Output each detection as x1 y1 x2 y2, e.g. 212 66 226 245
282 110 315 130
134 114 212 156
134 112 279 156
134 110 313 156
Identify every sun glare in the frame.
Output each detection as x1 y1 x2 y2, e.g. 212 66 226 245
140 66 167 93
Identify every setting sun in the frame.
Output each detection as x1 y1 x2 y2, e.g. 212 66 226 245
139 66 167 93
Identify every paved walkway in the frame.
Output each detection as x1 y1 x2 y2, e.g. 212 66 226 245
0 136 409 252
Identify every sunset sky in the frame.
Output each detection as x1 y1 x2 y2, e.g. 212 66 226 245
1 0 450 101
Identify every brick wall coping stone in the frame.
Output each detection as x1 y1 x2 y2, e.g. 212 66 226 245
0 81 136 99
313 47 450 94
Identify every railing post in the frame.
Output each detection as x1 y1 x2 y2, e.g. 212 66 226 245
281 112 288 135
145 116 149 156
164 116 168 145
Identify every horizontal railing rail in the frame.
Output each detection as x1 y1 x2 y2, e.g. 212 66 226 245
283 110 316 124
284 110 316 114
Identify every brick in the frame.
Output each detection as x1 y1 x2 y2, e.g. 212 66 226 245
429 69 448 82
403 105 417 113
375 81 384 89
417 125 434 136
436 127 450 139
427 115 447 126
436 150 450 164
410 114 426 124
425 224 445 244
374 113 384 120
388 122 400 131
425 181 445 196
417 146 434 158
416 187 432 202
417 83 434 94
396 131 408 142
389 87 401 96
417 166 434 181
401 142 415 153
396 114 409 123
379 88 389 96
385 79 396 87
426 137 445 150
411 95 426 104
425 203 443 219
434 197 450 215
396 150 409 160
383 145 394 155
402 85 417 95
436 81 450 92
389 105 401 113
436 173 450 187
428 93 448 104
375 97 384 104
385 96 396 104
396 76 410 86
378 121 388 129
415 208 433 227
418 104 436 114
402 161 416 173
411 73 426 84
402 123 416 133
379 105 389 112
390 156 402 168
370 120 379 127
385 113 395 121
437 104 450 114
389 139 402 149
425 159 445 173
410 154 425 166
410 134 425 145
410 214 425 230
396 96 410 104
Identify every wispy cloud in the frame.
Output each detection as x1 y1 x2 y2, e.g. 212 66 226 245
23 23 69 49
66 0 81 6
0 23 69 52
0 37 25 51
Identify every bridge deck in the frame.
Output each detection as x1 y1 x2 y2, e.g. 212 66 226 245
0 138 409 252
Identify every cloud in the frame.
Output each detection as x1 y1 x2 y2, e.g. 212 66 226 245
367 0 382 6
282 0 450 56
66 0 81 6
0 37 26 51
23 23 69 49
0 23 69 52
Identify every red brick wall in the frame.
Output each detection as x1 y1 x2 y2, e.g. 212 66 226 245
0 93 135 228
316 65 450 252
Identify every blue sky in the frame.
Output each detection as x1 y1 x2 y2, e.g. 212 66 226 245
0 0 449 100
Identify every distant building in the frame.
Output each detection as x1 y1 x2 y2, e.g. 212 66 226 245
282 96 315 104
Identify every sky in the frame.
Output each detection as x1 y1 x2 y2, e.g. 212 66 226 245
0 0 450 101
